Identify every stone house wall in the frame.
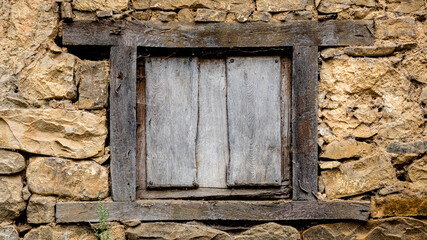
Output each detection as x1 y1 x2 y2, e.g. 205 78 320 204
0 0 426 239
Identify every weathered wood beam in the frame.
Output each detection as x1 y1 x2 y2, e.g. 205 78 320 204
110 46 137 201
292 46 318 200
63 20 374 47
56 200 370 222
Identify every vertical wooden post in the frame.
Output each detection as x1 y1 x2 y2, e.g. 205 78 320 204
292 46 318 201
110 45 137 201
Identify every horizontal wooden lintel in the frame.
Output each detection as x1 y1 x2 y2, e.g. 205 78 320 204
56 200 370 223
63 20 374 47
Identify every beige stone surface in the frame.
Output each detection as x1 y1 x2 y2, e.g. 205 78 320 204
235 223 300 240
376 18 417 41
320 140 373 159
0 150 25 174
257 0 312 12
407 156 427 182
319 161 341 169
0 175 25 222
386 0 425 14
76 60 109 110
27 157 109 200
303 217 427 240
319 58 422 141
251 11 272 22
320 48 344 59
19 53 76 102
322 155 397 198
73 0 129 11
195 9 227 22
371 190 427 218
141 0 253 14
403 48 427 84
126 222 233 240
0 109 107 159
318 0 376 14
177 9 194 22
158 11 177 21
23 225 97 240
344 46 396 57
0 225 18 240
27 195 56 224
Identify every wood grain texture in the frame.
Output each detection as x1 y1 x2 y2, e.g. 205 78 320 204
292 46 318 201
145 57 198 188
227 56 282 187
56 200 370 222
197 59 228 188
63 20 375 47
136 60 146 191
137 185 290 199
110 46 137 201
281 57 292 183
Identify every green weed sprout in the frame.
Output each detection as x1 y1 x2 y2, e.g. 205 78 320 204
89 194 111 240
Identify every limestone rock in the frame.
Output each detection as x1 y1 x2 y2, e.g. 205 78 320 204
320 48 344 59
322 155 397 198
386 0 425 14
0 226 18 240
376 18 417 41
177 9 194 22
0 150 25 174
251 12 272 22
0 175 25 222
387 140 427 155
344 46 396 57
96 10 113 18
378 181 406 195
77 60 109 110
19 53 76 102
158 11 177 22
303 217 427 240
132 11 151 20
27 195 56 224
27 157 109 200
0 109 107 159
403 48 427 84
145 0 252 13
235 223 300 240
195 9 226 22
407 156 427 182
23 225 97 240
133 0 149 10
73 0 129 11
257 0 312 12
275 11 313 21
318 0 376 13
319 161 341 169
126 222 233 240
320 140 373 160
371 192 427 218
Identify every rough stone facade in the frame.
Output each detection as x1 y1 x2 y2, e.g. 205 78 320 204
0 0 426 239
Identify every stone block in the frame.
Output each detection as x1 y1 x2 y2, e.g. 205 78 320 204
234 223 300 240
195 9 226 22
133 0 149 10
19 53 76 102
376 18 417 41
0 226 19 240
27 157 109 200
344 46 396 57
303 217 427 240
386 0 425 14
126 222 233 240
403 48 427 84
27 195 56 224
0 150 25 174
275 11 313 21
0 175 25 222
158 11 177 22
76 60 109 110
387 140 427 155
177 9 194 22
0 109 107 159
73 0 129 12
318 0 376 14
251 12 272 22
321 140 373 160
257 0 312 12
322 155 397 198
371 192 427 218
407 156 427 182
23 225 97 240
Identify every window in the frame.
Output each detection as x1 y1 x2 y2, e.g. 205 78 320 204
57 20 374 223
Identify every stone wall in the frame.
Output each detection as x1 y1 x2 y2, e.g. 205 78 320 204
0 0 426 239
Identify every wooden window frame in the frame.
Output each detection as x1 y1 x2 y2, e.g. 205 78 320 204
56 20 374 222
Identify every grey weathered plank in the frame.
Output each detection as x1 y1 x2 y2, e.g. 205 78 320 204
56 200 370 222
136 60 146 191
227 56 282 187
281 57 292 183
138 184 290 199
110 46 137 201
197 59 229 188
63 20 374 47
145 57 198 188
292 46 318 200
